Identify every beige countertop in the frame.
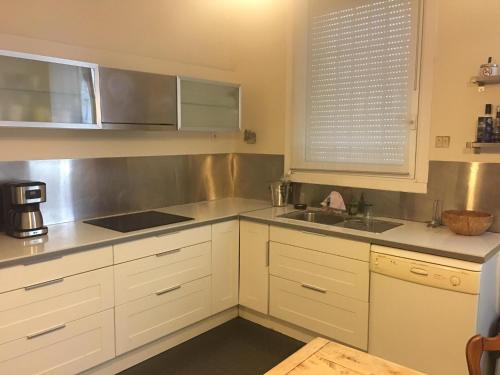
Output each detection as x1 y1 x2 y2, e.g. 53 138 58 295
0 198 498 267
240 206 500 263
0 198 271 268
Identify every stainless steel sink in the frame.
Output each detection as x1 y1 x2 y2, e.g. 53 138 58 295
279 210 345 225
278 210 402 233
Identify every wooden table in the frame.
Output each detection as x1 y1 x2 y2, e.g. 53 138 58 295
266 337 426 375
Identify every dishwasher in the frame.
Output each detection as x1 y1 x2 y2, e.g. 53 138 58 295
369 245 499 375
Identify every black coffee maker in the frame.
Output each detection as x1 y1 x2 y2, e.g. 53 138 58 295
2 181 48 238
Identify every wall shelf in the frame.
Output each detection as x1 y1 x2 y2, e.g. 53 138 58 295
466 141 500 153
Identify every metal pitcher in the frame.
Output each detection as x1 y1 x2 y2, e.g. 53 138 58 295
270 181 290 207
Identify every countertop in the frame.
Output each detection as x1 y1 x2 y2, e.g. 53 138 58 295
0 198 271 268
240 206 500 263
0 198 498 267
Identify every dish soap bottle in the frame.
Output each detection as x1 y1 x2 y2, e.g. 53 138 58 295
493 106 500 143
477 104 493 142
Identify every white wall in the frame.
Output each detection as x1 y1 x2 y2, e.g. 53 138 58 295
0 0 287 161
427 0 500 163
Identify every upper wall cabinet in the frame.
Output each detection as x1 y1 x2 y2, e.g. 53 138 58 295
0 50 100 129
178 77 241 132
99 67 177 130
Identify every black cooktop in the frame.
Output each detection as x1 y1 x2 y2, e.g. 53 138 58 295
84 211 194 233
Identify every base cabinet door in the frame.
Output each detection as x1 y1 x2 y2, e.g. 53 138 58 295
0 309 115 375
115 276 211 355
270 276 369 350
239 220 269 314
212 220 239 314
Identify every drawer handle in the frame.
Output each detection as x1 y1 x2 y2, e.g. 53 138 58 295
155 285 181 296
27 323 66 339
156 231 182 238
300 230 328 237
301 284 327 294
22 253 63 266
410 267 428 276
266 241 270 267
25 278 64 291
156 248 181 257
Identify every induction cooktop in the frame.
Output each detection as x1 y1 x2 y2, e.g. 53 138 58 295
84 211 194 233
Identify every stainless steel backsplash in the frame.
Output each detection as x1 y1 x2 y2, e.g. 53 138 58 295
0 153 284 225
0 155 498 233
292 161 500 233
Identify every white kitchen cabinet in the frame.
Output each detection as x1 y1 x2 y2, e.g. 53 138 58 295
0 246 113 294
115 276 212 355
0 266 114 346
239 220 269 314
211 220 240 314
270 242 369 302
114 241 211 305
0 309 115 375
113 225 211 263
270 276 369 350
268 226 370 350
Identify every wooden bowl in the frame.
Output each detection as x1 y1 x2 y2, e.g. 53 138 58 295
442 210 493 236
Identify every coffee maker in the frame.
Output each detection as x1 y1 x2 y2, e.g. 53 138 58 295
2 181 48 238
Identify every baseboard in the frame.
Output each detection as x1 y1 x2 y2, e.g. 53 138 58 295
238 306 314 344
83 307 238 375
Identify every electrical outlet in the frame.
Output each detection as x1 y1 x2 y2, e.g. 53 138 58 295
435 136 450 148
435 136 443 148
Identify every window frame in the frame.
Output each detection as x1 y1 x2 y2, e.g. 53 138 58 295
284 0 437 193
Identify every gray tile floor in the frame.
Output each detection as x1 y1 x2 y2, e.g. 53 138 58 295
119 318 304 375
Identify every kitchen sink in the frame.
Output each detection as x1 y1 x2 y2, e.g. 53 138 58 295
278 210 402 233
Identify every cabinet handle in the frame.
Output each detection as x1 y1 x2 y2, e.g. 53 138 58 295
27 323 66 339
266 241 270 267
156 248 181 257
156 231 182 238
155 285 181 296
301 283 327 294
25 278 64 291
300 230 327 237
22 253 63 266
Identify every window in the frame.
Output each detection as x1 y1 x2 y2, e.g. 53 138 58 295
291 0 426 180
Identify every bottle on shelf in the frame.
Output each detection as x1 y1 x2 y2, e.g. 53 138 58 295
477 104 493 143
493 106 500 143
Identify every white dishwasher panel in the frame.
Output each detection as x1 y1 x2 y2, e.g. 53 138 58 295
369 250 481 375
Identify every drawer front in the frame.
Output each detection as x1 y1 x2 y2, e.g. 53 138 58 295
0 267 114 345
270 276 368 350
270 226 369 262
113 225 211 263
0 246 113 294
114 241 211 305
115 276 211 354
0 309 115 375
270 242 369 302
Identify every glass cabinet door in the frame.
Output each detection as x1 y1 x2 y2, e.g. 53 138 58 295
0 51 100 128
178 77 240 132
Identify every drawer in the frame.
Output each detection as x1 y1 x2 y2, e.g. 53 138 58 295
270 226 369 261
114 241 211 305
0 309 115 375
270 276 368 350
115 276 211 354
113 225 211 263
270 242 369 301
0 246 113 294
0 267 114 345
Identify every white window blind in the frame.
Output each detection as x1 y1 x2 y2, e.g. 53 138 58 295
295 0 421 175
